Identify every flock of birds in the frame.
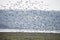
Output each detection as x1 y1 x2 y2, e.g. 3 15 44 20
0 0 60 32
0 10 60 31
0 0 49 10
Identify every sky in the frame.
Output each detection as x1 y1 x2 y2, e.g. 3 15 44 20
0 0 60 11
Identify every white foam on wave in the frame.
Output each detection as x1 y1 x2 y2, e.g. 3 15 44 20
0 29 60 33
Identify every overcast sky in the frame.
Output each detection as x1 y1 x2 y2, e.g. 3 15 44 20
0 0 60 10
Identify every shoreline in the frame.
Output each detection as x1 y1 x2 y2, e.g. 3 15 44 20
0 29 60 33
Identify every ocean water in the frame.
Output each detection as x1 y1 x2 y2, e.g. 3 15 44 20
0 10 60 32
